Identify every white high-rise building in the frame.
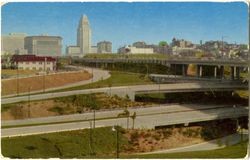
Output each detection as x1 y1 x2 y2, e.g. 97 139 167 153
77 15 92 55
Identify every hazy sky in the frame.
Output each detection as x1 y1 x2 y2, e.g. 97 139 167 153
2 2 248 53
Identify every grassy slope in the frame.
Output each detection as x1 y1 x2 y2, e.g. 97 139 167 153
1 127 128 159
1 127 248 159
236 72 249 99
52 71 154 92
124 140 248 159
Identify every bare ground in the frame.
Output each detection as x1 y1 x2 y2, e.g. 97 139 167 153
1 71 92 95
1 93 150 120
123 127 204 153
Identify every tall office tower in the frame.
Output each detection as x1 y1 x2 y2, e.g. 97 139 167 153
77 15 92 55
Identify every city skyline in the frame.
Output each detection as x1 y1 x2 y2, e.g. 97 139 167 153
2 2 248 54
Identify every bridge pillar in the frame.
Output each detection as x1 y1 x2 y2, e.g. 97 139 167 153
196 65 200 77
219 66 224 79
182 64 188 76
214 66 217 78
199 65 203 77
236 67 240 80
231 66 235 80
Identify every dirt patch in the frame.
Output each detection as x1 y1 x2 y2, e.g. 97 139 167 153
2 100 59 120
1 71 92 95
121 122 236 154
1 69 37 76
1 93 150 120
123 127 204 153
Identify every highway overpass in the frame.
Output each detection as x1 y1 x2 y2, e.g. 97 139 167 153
1 82 248 104
74 57 249 67
74 58 249 81
1 104 248 137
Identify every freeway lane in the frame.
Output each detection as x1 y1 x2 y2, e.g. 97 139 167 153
2 82 247 104
2 104 237 127
1 105 248 137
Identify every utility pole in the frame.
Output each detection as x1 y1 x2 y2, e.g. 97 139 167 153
28 87 31 118
16 68 19 96
116 126 119 158
43 57 47 93
93 109 96 129
112 125 120 158
89 120 93 156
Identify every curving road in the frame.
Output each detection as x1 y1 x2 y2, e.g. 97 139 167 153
1 104 248 137
2 67 110 98
2 82 247 104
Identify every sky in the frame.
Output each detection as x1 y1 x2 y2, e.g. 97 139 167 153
1 2 248 53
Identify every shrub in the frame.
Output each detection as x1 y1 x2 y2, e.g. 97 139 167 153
152 134 161 141
130 131 140 142
162 129 172 138
48 106 64 115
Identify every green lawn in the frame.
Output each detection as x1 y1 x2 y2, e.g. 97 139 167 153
2 127 248 159
124 140 248 159
52 71 154 92
1 127 128 159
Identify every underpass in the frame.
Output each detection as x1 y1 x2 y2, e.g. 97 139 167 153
2 82 247 104
1 104 248 137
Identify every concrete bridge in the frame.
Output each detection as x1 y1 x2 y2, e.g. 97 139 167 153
73 57 249 81
2 104 248 137
2 82 248 104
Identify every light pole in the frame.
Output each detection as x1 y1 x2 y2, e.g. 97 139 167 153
92 67 94 83
112 125 119 158
43 57 47 93
89 120 93 156
16 67 19 96
28 87 31 118
233 104 239 132
158 78 161 106
93 109 96 129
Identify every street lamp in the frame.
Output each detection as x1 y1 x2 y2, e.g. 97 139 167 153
16 67 19 96
28 86 32 118
112 125 120 158
233 104 239 129
92 67 94 83
43 57 47 93
89 120 94 156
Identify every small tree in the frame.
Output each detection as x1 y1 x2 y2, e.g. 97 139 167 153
131 112 137 129
159 41 168 47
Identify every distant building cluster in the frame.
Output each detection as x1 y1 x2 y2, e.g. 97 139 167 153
97 41 112 53
2 33 62 57
1 14 248 59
